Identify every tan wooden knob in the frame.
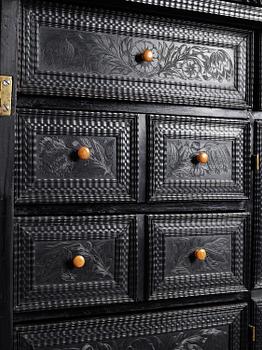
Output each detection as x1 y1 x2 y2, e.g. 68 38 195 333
142 49 154 62
77 146 91 160
195 249 207 261
72 255 86 268
196 152 208 164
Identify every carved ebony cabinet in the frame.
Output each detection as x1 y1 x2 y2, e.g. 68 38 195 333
3 0 262 349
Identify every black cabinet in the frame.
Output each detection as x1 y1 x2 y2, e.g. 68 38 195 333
1 0 262 349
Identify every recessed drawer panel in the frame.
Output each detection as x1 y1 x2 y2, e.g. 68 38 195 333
147 213 249 300
19 1 252 108
14 215 138 311
15 109 138 203
148 114 250 201
15 303 247 350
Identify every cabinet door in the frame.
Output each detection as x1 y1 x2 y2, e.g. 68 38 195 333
15 303 248 350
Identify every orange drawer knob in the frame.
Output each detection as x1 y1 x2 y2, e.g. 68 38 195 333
77 146 91 160
196 152 209 164
142 49 154 62
72 255 86 268
195 248 207 261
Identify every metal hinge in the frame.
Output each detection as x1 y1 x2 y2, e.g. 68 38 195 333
0 76 12 116
249 325 256 343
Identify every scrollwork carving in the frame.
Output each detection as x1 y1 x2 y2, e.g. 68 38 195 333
35 240 114 285
40 28 234 84
37 135 116 179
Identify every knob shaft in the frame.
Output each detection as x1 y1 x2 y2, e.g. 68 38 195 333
195 248 207 261
72 255 86 268
196 152 208 164
142 49 154 62
78 146 91 160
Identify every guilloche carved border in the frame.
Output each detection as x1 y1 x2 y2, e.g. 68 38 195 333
125 0 262 22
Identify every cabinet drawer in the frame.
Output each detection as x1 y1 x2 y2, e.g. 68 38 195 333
147 213 249 300
19 1 252 108
14 215 138 311
148 114 250 201
15 109 138 203
15 303 247 350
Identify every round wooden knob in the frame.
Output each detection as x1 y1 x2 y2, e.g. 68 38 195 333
142 49 154 62
72 255 86 268
196 152 208 164
77 146 91 160
195 249 207 261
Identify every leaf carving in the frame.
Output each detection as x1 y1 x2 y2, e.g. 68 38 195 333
166 139 232 180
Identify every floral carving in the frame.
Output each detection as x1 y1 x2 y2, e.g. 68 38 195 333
165 236 231 276
40 28 234 84
35 240 114 285
37 135 116 179
166 139 232 179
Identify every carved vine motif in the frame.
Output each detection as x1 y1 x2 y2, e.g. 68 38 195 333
40 28 234 84
35 240 114 284
166 139 232 179
37 135 116 179
165 236 231 276
52 327 227 350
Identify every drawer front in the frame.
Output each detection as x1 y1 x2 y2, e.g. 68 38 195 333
15 109 138 203
148 114 250 201
147 213 249 300
19 1 252 108
15 303 247 350
14 215 137 311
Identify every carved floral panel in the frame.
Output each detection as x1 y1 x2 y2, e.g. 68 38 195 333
35 240 114 285
164 235 231 277
39 27 234 87
166 139 232 180
37 135 117 180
